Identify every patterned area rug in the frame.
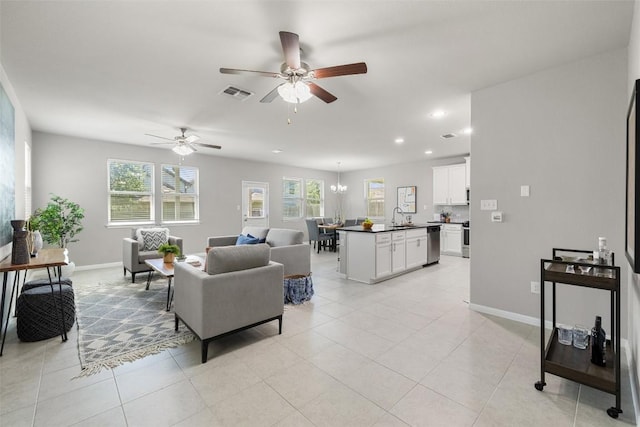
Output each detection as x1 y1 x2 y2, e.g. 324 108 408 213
75 276 195 376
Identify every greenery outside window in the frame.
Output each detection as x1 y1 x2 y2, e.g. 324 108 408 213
108 159 154 224
283 177 303 220
305 179 324 218
161 164 199 223
365 178 385 218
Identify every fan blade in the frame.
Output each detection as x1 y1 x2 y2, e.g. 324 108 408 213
279 31 300 70
150 142 174 146
194 142 222 150
184 135 199 144
308 82 337 103
312 62 368 79
260 85 282 103
145 133 175 141
220 68 280 78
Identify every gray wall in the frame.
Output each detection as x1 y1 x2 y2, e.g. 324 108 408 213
31 131 339 266
627 0 640 412
340 157 469 224
469 48 627 337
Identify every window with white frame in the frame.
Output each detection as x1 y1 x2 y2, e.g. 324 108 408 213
305 179 324 218
108 159 154 224
282 177 303 220
364 178 385 218
161 164 199 223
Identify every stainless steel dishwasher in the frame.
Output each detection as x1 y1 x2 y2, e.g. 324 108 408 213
426 225 441 264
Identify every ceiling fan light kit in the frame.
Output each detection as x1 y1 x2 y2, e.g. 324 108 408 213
277 81 312 104
172 144 195 156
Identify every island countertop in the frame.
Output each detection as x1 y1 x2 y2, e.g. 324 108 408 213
339 224 433 233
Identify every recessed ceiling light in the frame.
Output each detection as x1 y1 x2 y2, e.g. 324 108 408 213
462 127 473 135
425 150 433 155
429 110 447 119
272 149 283 154
394 138 404 144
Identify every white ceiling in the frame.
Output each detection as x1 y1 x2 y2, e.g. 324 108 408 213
0 1 634 171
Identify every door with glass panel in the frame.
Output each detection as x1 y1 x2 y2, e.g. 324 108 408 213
241 181 269 228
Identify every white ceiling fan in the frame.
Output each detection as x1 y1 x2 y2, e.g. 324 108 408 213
145 128 222 156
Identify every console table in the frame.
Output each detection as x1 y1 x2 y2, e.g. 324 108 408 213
0 248 69 355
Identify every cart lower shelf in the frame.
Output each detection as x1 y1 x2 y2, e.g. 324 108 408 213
543 328 616 393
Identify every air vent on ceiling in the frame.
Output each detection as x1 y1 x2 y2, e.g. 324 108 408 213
441 133 457 139
221 86 253 101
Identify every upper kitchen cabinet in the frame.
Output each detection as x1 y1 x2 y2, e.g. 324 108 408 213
465 156 470 188
433 164 467 205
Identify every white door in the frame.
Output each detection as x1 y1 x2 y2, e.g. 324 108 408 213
375 243 392 278
242 181 269 229
448 164 467 204
432 167 449 204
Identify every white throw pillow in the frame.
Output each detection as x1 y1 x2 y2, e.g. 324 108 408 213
137 228 169 251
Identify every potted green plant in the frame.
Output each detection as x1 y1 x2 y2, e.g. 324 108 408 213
158 243 181 264
31 194 84 249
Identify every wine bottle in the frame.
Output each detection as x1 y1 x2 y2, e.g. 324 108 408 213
591 315 606 366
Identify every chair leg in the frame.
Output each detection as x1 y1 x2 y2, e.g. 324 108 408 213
123 267 126 277
131 272 136 283
201 341 208 363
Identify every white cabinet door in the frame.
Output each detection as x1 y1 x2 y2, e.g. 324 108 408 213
448 164 467 204
433 164 467 205
376 243 392 278
442 228 462 255
432 167 449 205
391 236 406 273
406 237 428 269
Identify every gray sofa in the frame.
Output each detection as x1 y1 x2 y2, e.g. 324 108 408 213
123 228 183 283
207 227 310 277
174 244 284 363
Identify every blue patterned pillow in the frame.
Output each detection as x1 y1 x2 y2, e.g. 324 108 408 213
236 234 260 245
140 229 169 251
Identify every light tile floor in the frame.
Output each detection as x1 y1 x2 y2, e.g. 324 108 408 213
0 252 636 426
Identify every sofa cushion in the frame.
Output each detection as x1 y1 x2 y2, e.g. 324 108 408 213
206 243 270 275
266 228 304 247
236 234 260 245
241 227 269 240
137 228 169 251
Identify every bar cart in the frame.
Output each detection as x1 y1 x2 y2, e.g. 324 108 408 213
534 248 622 419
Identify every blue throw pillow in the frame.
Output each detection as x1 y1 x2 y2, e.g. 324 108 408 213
236 234 260 245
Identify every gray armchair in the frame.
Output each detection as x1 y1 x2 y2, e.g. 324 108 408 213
123 228 183 283
174 244 284 363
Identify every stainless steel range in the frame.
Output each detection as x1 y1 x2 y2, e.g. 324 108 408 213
462 221 470 258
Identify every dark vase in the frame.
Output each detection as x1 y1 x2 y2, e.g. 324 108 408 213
11 220 30 265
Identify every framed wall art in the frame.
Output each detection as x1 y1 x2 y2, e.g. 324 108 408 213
626 79 640 273
397 186 416 214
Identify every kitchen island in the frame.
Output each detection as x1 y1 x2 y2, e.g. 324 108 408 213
338 224 436 284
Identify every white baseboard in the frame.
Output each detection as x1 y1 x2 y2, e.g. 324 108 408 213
470 302 640 421
75 261 122 272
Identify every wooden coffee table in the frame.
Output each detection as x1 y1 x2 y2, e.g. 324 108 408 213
145 256 203 311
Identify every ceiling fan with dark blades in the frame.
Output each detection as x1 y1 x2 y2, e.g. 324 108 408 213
145 128 221 155
220 31 367 104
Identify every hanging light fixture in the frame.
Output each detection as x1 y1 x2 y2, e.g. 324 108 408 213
331 162 347 193
277 77 312 104
172 144 195 156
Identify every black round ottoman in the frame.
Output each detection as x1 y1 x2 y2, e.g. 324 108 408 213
17 284 75 342
22 277 73 292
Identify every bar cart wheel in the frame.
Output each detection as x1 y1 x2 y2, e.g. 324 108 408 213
534 381 545 391
607 407 622 419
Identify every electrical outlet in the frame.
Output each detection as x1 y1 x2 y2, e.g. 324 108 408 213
531 281 540 294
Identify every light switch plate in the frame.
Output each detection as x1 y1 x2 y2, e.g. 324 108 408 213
481 199 498 210
491 211 503 222
521 185 530 197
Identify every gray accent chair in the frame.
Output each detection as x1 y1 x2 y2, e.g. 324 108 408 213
207 227 310 276
174 244 284 363
123 228 183 283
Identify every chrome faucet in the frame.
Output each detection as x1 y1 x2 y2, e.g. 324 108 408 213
392 207 404 226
